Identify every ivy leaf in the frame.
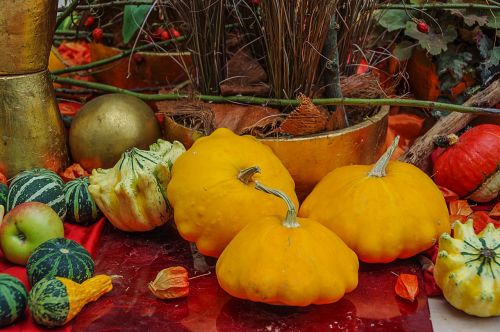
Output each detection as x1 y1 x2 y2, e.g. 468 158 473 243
405 22 457 56
122 0 153 44
463 14 488 27
486 11 500 29
393 41 416 61
375 10 409 32
477 33 492 59
437 51 472 78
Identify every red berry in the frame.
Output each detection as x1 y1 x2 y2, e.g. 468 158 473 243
250 0 260 6
92 28 104 42
170 29 181 39
160 30 171 41
152 27 165 38
83 16 95 28
417 21 429 34
133 53 145 65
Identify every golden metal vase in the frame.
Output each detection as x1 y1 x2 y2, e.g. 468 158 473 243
0 0 58 75
0 71 69 178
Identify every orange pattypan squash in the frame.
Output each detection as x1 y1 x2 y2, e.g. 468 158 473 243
167 128 298 257
300 137 450 263
216 182 358 306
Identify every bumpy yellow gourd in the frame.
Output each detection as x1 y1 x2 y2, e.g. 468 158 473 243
216 182 359 306
434 220 500 317
299 137 450 263
167 128 299 257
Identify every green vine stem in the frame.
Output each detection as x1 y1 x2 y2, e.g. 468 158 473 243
254 182 299 229
377 3 500 11
51 76 500 116
51 36 187 75
238 166 261 185
368 136 400 178
56 0 81 28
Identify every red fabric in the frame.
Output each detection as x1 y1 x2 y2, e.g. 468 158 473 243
0 218 106 331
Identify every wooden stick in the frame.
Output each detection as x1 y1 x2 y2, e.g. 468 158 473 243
400 79 500 171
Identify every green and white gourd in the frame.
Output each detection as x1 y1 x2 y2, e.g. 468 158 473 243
7 168 66 219
63 177 102 225
0 274 27 327
26 238 94 286
89 139 185 232
0 184 7 209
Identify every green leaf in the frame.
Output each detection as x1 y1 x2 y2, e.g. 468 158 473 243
405 22 457 56
393 41 416 61
486 11 500 29
375 10 409 32
122 0 153 44
463 14 488 27
437 51 472 81
477 33 492 59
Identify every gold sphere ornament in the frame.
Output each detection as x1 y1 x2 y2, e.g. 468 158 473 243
69 94 162 171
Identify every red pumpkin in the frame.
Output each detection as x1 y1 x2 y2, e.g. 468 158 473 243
433 124 500 202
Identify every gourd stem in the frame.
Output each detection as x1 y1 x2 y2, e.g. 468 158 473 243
368 136 400 178
255 181 299 228
238 166 261 185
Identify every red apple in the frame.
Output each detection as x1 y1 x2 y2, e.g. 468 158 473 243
0 202 64 265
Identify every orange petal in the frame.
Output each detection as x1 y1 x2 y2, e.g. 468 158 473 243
395 273 419 302
448 200 473 216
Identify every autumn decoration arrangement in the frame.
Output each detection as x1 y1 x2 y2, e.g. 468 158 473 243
1 0 500 329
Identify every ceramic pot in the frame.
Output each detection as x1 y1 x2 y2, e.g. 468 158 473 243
163 105 389 200
89 43 192 89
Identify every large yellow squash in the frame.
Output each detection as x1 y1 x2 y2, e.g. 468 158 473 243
299 137 450 263
216 182 358 306
434 220 500 317
167 128 299 257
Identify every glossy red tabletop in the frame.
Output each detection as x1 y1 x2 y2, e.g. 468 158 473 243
73 224 433 332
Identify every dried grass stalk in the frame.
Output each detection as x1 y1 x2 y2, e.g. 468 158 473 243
164 0 226 95
259 0 339 100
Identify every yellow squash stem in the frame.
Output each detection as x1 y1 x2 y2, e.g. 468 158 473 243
255 181 299 228
238 166 262 185
57 275 113 323
368 136 400 178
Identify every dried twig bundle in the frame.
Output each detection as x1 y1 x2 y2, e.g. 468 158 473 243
164 0 226 95
259 0 339 100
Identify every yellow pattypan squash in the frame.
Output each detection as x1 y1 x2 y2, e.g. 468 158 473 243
299 137 450 263
216 182 359 306
434 220 500 317
167 128 299 257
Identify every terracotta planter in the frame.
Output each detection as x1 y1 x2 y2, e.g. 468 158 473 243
164 105 389 200
90 43 191 89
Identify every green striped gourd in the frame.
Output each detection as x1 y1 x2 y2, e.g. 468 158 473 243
26 238 94 286
7 168 66 219
63 177 102 225
28 275 113 327
0 274 27 327
0 184 8 209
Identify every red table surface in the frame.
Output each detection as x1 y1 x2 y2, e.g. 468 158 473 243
70 223 433 332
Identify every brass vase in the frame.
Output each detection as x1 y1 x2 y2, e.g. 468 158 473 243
0 0 69 177
0 71 69 178
0 0 57 75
